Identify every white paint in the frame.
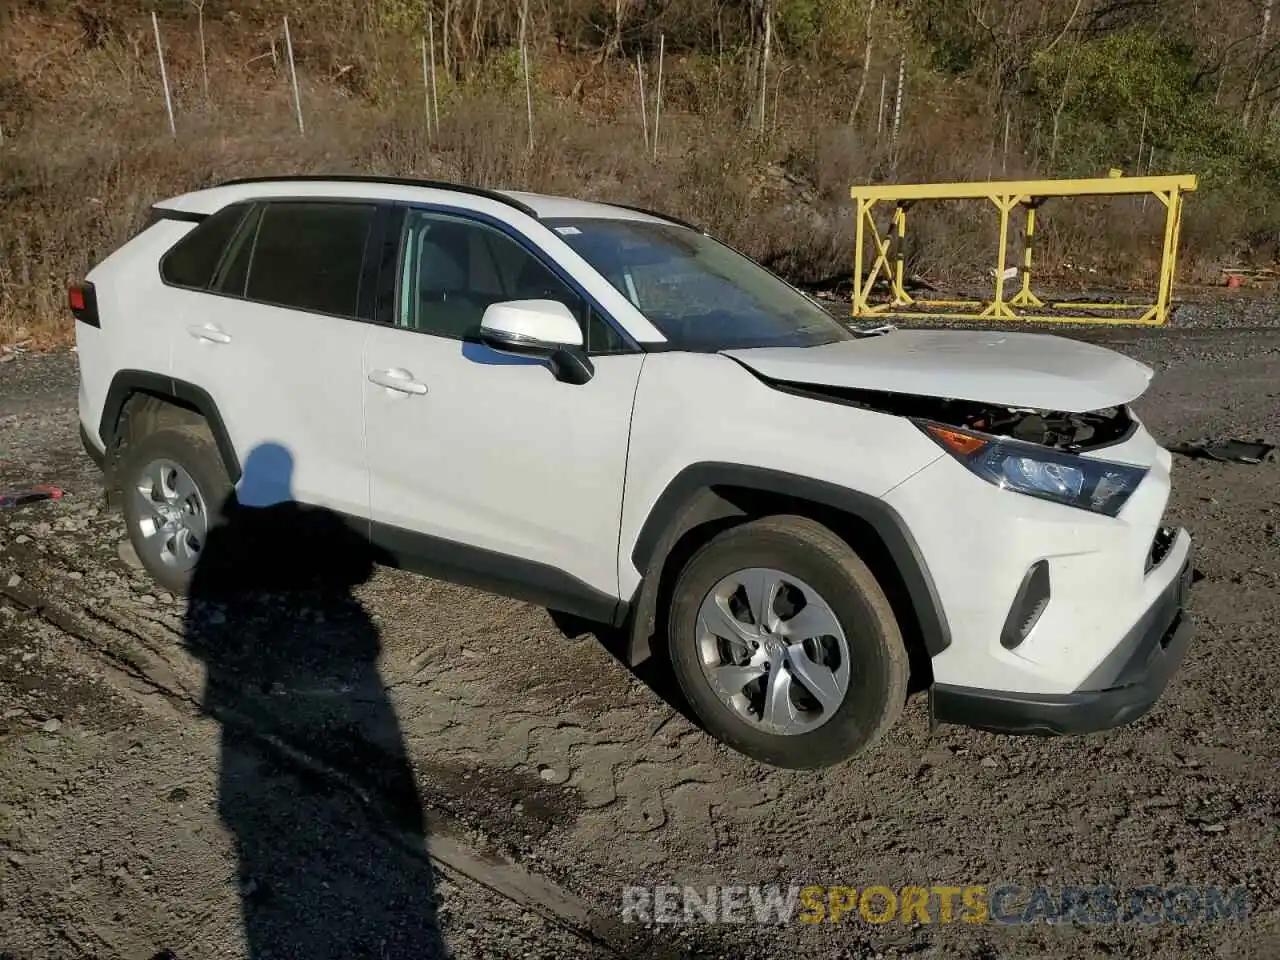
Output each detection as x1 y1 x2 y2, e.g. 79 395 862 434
723 328 1154 412
480 299 582 348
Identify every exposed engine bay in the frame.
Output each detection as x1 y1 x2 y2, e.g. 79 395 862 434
764 381 1136 452
949 402 1134 451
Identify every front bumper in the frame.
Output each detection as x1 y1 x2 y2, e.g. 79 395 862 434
930 539 1194 735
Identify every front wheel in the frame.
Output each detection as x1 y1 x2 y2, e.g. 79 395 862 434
666 515 909 769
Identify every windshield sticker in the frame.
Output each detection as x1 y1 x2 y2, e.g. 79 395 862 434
555 226 582 235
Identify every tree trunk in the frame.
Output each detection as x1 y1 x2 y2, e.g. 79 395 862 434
1244 0 1274 128
1050 62 1072 167
757 1 773 133
849 0 878 124
443 0 451 77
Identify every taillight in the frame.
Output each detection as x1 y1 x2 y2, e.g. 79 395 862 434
69 282 100 327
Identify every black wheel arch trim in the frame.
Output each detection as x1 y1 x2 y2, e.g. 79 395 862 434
626 462 952 663
98 369 243 482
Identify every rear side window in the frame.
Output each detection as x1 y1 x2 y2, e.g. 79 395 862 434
160 203 250 289
244 201 376 317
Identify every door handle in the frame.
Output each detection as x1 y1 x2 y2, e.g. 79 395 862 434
187 324 232 344
368 368 428 395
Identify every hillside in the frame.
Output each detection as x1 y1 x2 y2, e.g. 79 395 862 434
3 0 1280 343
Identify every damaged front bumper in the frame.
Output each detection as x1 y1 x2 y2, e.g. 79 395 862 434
930 532 1194 736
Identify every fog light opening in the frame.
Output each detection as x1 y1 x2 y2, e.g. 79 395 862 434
1001 560 1051 651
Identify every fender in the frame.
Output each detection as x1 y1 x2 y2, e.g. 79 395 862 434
99 369 242 482
625 462 951 665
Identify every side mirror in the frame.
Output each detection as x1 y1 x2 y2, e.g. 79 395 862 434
479 299 593 385
480 299 583 353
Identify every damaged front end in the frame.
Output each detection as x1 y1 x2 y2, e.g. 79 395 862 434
769 381 1137 453
770 381 1148 516
892 395 1135 453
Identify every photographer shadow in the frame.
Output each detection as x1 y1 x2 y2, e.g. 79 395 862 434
182 442 445 959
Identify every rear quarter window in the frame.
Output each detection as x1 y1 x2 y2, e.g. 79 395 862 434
159 203 252 289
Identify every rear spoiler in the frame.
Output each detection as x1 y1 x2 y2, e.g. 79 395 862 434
145 205 209 228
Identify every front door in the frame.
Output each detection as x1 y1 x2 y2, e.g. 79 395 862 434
362 207 643 619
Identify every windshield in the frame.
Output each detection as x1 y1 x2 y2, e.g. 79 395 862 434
545 218 853 351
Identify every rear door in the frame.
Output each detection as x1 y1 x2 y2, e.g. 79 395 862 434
168 199 378 517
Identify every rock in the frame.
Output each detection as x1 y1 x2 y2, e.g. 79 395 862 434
138 594 157 606
41 718 62 733
6 573 20 588
981 756 999 768
1199 822 1227 834
537 765 560 783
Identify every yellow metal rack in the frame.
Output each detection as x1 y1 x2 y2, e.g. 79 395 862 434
849 174 1198 325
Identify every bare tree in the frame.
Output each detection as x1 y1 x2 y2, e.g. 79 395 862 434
443 0 452 78
849 0 878 124
1244 0 1275 128
752 0 774 133
187 0 208 102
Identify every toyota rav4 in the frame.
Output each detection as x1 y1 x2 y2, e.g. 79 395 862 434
70 175 1194 768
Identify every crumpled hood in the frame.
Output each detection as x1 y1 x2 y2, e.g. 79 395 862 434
723 328 1154 412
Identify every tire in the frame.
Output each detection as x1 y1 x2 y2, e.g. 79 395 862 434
118 424 232 596
666 515 909 769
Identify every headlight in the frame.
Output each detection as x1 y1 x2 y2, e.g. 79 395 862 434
917 422 1147 517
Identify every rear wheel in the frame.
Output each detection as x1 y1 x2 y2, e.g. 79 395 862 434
119 424 231 595
666 515 908 769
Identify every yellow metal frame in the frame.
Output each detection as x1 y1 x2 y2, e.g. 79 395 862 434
850 174 1198 325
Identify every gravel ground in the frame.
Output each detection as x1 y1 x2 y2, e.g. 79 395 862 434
2 304 1279 960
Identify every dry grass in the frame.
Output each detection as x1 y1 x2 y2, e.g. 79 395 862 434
0 7 1232 346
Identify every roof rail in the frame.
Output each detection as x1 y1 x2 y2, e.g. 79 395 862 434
215 174 541 219
605 202 704 233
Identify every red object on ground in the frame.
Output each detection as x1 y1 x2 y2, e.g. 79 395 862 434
1227 275 1244 288
0 485 64 508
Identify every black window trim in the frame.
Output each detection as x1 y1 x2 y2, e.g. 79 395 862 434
380 201 643 357
156 196 386 325
208 201 263 297
157 201 254 293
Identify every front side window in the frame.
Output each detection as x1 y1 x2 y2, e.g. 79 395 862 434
396 210 631 353
243 201 376 317
546 218 853 351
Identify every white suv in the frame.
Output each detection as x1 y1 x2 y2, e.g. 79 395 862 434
71 175 1194 768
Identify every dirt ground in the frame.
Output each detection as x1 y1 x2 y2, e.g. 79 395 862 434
2 305 1279 959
